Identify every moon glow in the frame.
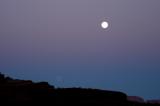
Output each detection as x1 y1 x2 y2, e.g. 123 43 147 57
101 21 109 29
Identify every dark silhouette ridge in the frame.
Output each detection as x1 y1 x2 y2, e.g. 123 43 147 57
0 72 160 106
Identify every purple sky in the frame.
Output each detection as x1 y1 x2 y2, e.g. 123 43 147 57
0 0 160 99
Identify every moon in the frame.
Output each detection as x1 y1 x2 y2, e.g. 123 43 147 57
101 21 109 29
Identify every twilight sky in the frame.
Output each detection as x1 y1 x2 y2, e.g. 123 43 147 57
0 0 160 99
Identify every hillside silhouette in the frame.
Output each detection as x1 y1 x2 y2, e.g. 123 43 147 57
0 72 159 106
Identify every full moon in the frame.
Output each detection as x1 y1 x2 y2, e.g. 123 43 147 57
101 21 109 29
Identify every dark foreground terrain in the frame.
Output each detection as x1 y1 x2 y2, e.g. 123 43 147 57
0 73 159 106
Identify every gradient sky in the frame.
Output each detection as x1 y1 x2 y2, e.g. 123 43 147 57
0 0 160 99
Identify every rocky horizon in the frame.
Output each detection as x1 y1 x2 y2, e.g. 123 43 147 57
0 72 160 106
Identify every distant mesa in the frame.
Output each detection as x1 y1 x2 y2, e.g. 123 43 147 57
127 96 145 103
147 100 160 104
